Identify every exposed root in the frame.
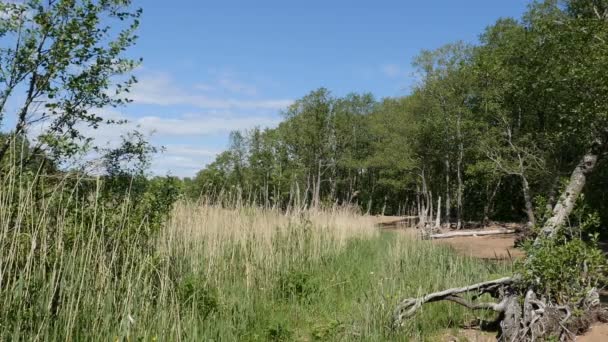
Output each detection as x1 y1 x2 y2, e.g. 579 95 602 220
392 277 515 326
392 281 606 341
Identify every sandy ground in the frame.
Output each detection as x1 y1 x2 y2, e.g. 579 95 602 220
439 325 608 341
578 323 608 341
439 329 497 342
433 231 524 260
374 216 607 341
374 216 524 260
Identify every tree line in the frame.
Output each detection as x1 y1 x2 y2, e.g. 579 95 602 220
185 0 608 231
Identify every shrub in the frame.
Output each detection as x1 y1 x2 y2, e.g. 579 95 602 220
518 235 607 304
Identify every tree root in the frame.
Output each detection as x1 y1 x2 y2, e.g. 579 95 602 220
392 277 515 324
392 279 606 341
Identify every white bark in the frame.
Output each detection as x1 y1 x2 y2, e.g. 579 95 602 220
539 133 607 239
456 112 464 229
445 156 451 224
429 229 516 239
521 175 536 227
435 196 441 229
393 276 515 326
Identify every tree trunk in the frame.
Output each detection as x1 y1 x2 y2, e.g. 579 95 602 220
429 191 434 225
435 196 441 229
313 161 322 208
483 179 501 226
429 229 515 239
445 156 451 225
520 175 536 227
539 134 607 239
456 114 464 229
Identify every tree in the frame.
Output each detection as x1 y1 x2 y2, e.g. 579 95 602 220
392 1 608 340
281 88 335 208
0 0 141 167
413 42 475 228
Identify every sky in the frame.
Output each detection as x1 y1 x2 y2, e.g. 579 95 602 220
8 0 532 177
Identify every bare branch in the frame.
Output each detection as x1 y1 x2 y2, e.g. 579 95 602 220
392 276 515 326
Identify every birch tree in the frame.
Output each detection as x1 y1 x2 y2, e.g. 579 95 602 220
0 0 141 167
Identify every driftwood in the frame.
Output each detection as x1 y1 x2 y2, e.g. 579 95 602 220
393 278 602 341
392 131 608 341
392 276 515 323
428 229 516 240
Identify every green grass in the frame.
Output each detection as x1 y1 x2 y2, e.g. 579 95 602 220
0 189 512 341
188 232 510 341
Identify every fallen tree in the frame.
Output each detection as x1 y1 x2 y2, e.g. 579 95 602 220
428 229 516 239
392 133 608 341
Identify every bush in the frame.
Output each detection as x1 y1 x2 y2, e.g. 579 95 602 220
518 235 607 304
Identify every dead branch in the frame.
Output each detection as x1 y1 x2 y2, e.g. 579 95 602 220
392 276 515 326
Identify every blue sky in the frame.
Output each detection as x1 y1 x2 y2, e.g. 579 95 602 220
94 0 531 177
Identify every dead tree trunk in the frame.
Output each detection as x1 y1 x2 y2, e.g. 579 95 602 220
434 196 441 229
429 229 515 239
521 175 536 227
539 134 607 239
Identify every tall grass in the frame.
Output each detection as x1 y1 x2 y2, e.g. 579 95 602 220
0 170 510 341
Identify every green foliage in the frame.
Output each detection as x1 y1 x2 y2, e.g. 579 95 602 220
0 0 142 163
185 0 608 229
311 319 343 340
518 235 607 304
276 268 320 302
95 132 180 245
266 322 294 341
519 196 608 305
570 195 602 235
177 273 220 320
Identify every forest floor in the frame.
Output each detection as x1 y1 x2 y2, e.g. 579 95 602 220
374 216 608 341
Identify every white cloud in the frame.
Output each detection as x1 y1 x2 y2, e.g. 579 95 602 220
217 77 258 96
131 72 290 110
164 145 220 158
24 67 289 177
73 109 280 176
71 110 279 139
151 145 220 177
135 114 280 136
381 64 409 78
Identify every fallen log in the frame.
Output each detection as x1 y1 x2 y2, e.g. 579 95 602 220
428 229 516 239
